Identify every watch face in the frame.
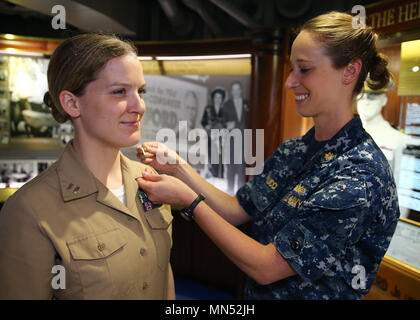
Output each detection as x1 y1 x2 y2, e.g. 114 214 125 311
180 210 193 222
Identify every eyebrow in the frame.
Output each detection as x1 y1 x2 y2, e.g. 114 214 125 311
295 58 312 63
108 82 146 88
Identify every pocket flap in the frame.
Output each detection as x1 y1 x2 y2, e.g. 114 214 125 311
67 228 127 260
304 178 367 211
145 204 173 230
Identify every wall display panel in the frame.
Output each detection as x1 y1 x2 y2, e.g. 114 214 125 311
0 55 73 151
362 2 420 299
386 218 420 270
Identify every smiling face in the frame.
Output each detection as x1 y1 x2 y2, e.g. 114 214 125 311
285 31 348 119
74 54 146 149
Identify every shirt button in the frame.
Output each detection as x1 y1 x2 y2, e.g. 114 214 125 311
140 248 147 256
290 240 301 250
97 243 106 251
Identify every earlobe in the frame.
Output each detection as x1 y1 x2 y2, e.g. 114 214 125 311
59 90 80 118
343 59 362 85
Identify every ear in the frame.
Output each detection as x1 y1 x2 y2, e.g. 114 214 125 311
343 59 362 85
59 90 81 118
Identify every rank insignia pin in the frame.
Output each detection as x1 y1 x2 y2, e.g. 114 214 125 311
324 152 334 161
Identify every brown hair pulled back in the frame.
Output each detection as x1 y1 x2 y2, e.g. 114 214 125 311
300 11 392 96
44 33 138 123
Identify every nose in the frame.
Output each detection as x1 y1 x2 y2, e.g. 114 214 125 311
129 91 146 116
285 71 299 90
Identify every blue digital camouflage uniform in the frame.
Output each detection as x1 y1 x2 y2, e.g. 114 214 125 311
237 115 400 299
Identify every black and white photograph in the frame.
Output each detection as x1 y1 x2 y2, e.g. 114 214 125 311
0 160 36 188
141 74 250 196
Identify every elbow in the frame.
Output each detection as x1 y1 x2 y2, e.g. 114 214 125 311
250 263 277 285
250 244 295 285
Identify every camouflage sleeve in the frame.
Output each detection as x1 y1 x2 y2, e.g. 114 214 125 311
275 171 399 288
338 174 399 294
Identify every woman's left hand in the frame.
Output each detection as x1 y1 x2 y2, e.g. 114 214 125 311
136 168 197 207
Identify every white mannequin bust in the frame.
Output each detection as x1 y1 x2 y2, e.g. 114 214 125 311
357 91 406 161
358 83 420 220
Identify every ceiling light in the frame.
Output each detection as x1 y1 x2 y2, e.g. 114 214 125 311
138 56 154 61
412 66 419 72
155 54 251 60
0 49 45 57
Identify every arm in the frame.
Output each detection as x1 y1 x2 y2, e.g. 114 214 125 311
136 171 297 285
193 200 297 285
138 142 250 226
0 197 55 299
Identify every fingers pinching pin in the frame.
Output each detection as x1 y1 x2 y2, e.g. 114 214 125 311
140 146 146 156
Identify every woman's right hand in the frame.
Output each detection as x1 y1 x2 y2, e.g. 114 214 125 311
137 141 187 175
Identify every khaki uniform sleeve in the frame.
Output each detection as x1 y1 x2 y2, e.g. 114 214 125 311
0 196 56 299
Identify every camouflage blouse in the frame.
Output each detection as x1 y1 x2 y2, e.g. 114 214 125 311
237 115 400 299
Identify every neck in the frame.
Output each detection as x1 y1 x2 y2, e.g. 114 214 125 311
313 107 354 141
72 135 123 189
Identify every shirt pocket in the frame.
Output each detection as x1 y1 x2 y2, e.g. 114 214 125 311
66 228 128 297
302 178 368 243
144 204 173 271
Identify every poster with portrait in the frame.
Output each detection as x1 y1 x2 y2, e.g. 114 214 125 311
141 75 208 170
138 74 251 196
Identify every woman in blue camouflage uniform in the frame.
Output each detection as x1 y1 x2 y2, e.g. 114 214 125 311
137 11 400 299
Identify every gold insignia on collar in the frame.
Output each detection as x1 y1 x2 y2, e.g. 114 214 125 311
324 152 334 161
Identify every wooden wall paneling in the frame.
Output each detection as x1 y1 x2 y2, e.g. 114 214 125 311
279 29 313 143
377 43 403 127
249 29 285 160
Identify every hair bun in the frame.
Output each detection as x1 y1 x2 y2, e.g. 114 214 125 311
43 91 69 124
366 52 392 92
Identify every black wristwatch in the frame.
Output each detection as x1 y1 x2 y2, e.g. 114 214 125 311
180 193 206 222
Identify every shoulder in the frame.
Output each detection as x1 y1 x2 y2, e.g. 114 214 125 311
0 163 60 226
3 163 59 210
341 133 393 179
273 136 306 158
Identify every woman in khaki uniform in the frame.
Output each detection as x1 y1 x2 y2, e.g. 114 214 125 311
0 34 174 300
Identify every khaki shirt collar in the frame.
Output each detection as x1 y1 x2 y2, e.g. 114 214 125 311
57 142 98 202
57 142 144 220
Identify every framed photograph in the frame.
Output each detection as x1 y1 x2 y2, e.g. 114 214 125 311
0 160 37 188
0 55 72 151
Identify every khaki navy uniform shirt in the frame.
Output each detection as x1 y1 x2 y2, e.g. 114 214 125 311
0 142 173 299
237 115 400 299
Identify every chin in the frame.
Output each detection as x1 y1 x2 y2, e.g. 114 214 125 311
115 134 141 149
296 107 316 118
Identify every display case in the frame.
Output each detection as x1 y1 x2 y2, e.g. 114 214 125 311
362 0 420 300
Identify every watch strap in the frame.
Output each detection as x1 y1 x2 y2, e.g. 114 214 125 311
180 193 205 221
